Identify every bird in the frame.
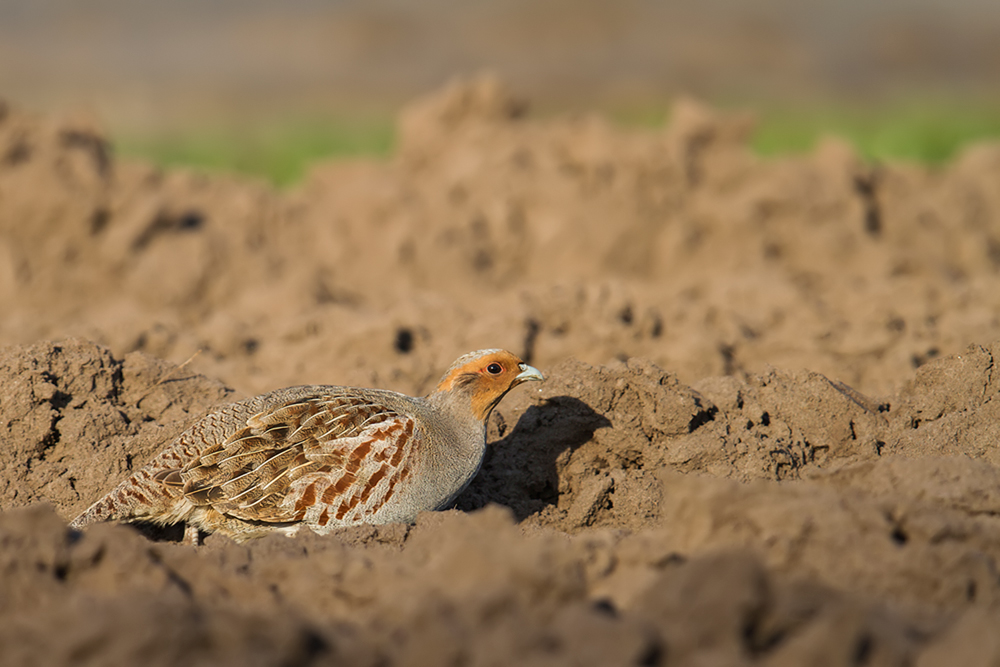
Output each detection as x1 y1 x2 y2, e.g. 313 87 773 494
69 349 544 543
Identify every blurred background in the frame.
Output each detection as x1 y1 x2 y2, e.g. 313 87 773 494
2 0 999 184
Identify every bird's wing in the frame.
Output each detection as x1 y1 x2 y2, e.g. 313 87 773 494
166 393 421 525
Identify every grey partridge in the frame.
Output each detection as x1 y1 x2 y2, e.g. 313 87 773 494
70 349 543 542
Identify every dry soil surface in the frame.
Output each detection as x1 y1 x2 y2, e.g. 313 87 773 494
4 78 1000 666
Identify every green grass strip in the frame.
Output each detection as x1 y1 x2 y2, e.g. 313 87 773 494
113 102 1000 186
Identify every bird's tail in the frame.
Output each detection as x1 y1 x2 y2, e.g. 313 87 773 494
69 455 188 530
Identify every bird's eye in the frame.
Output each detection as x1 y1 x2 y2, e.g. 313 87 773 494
486 363 503 375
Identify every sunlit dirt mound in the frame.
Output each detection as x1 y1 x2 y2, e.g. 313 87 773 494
4 79 1000 665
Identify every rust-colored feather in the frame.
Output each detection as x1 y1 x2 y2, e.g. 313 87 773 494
169 393 420 525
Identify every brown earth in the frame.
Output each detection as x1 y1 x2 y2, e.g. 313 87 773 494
3 77 1000 665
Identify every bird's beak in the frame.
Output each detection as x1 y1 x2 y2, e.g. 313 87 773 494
516 363 545 383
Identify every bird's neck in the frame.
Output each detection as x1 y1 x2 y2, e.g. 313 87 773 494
426 386 491 431
421 388 491 509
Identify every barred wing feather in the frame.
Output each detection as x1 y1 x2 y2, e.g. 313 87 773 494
173 394 420 526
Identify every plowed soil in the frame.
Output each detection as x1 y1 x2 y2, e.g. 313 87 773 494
4 78 1000 666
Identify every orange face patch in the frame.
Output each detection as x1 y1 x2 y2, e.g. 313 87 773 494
433 350 538 422
434 350 526 393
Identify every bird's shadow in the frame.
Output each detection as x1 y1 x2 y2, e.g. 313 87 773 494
455 395 611 521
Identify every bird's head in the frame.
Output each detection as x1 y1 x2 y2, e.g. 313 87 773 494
432 349 544 422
